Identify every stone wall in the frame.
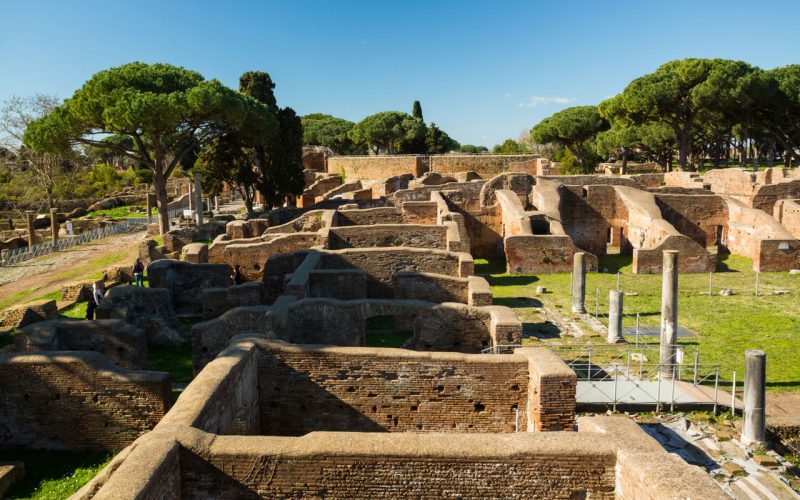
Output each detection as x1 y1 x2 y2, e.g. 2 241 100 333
429 154 541 177
0 352 170 451
722 196 800 271
774 199 800 239
255 341 529 435
327 155 426 181
394 272 492 306
147 260 232 316
0 299 57 328
96 286 183 345
327 224 448 250
222 232 322 280
655 194 728 246
199 282 263 320
334 207 405 226
16 319 148 370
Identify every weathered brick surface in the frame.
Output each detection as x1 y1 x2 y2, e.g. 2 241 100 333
0 352 170 451
328 155 426 181
774 198 800 239
148 259 232 315
199 282 263 320
1 299 57 328
255 342 529 435
223 233 321 280
96 286 183 345
328 224 448 250
430 154 542 177
16 319 148 370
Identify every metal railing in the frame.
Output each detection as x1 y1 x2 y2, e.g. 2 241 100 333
0 217 148 267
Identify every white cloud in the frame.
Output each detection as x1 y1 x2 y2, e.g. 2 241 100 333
518 96 576 108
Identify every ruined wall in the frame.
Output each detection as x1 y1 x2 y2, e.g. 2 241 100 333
430 154 541 177
148 260 232 315
655 194 728 246
723 196 800 271
16 319 148 370
327 155 426 181
334 207 404 226
255 342 529 435
774 199 800 239
223 232 322 280
199 282 263 320
394 272 492 306
0 352 170 451
327 224 448 250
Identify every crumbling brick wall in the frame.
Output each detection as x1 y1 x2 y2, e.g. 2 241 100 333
430 154 541 177
0 352 170 451
327 155 426 181
327 224 448 250
255 341 529 435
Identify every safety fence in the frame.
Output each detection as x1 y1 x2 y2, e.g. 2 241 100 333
0 217 149 267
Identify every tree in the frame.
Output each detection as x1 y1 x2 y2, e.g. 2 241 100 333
348 111 425 154
759 65 800 167
595 126 639 173
492 139 527 154
1 94 68 209
24 62 276 234
301 114 363 154
459 144 489 154
530 105 608 172
412 100 424 121
195 133 258 214
425 123 459 154
239 72 305 209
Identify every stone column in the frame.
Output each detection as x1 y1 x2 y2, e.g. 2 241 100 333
193 172 203 226
742 350 766 446
146 193 154 224
571 252 586 314
659 250 679 378
187 180 194 211
607 290 624 343
214 196 219 212
49 208 59 244
25 211 35 249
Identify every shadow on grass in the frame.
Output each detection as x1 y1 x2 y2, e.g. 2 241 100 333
148 345 193 384
715 252 739 273
485 275 539 287
492 297 542 308
599 254 633 273
0 449 110 499
523 321 561 340
473 258 507 275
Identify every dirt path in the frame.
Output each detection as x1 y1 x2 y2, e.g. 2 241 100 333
0 230 146 310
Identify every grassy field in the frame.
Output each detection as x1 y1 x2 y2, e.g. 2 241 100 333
0 450 110 499
148 344 193 384
87 205 154 219
476 253 800 392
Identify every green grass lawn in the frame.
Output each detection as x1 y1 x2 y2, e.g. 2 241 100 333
0 450 110 499
148 344 193 384
87 205 155 219
365 315 413 348
476 253 800 391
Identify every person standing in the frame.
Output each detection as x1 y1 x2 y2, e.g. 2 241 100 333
86 281 105 320
132 257 145 287
65 219 74 236
231 264 244 285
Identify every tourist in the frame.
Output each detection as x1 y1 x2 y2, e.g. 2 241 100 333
86 281 105 320
65 219 74 235
231 264 244 285
132 257 145 287
7 217 13 230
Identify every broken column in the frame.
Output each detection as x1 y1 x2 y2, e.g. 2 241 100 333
742 349 766 446
25 211 35 248
607 290 624 343
49 208 59 244
571 252 586 314
659 250 679 378
188 180 194 211
193 172 203 226
214 196 219 212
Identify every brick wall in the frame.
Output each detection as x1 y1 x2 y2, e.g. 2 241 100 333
0 352 170 451
655 194 728 246
327 155 426 181
327 224 448 250
430 154 541 177
774 199 800 239
255 342 529 435
148 260 232 315
223 233 322 280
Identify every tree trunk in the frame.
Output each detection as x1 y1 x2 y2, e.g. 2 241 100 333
153 163 170 236
621 151 628 175
677 130 690 171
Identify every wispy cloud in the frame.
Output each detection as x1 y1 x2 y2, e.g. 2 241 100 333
518 96 576 108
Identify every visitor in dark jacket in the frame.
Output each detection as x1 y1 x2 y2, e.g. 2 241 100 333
231 264 244 285
132 257 145 287
86 281 105 320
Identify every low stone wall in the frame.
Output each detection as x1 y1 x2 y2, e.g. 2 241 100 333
334 207 405 226
0 351 171 451
723 196 800 271
96 286 183 345
327 224 448 250
162 221 225 254
222 232 322 281
199 282 263 320
327 155 426 181
16 319 148 370
1 300 57 329
147 260 232 315
394 272 491 306
774 198 800 240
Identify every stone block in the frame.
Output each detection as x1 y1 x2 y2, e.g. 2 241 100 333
96 286 183 345
181 243 209 264
0 462 24 498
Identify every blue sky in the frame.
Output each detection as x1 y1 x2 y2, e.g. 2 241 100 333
2 0 799 147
